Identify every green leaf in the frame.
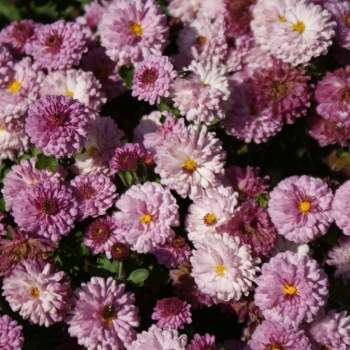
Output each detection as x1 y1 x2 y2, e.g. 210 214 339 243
31 145 43 156
47 158 58 172
0 0 21 21
159 115 167 123
97 255 119 273
17 154 32 163
118 65 134 88
122 171 133 186
157 100 171 111
75 147 86 156
254 193 270 208
35 153 57 172
127 269 149 286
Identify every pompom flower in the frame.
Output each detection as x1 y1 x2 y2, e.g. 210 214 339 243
151 297 192 329
155 125 226 199
110 143 145 174
30 20 86 70
267 175 334 243
132 55 177 105
327 235 350 284
0 44 13 86
187 333 216 350
70 173 117 221
113 181 179 253
254 251 329 326
190 233 260 302
332 180 350 235
2 259 71 327
0 314 24 350
66 277 139 350
26 95 90 158
127 324 187 350
12 180 78 241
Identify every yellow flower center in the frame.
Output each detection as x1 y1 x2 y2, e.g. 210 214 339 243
279 15 286 22
87 146 98 157
129 22 143 36
182 158 198 173
65 90 74 97
0 124 4 131
140 213 152 224
8 79 21 94
203 213 217 226
282 284 298 296
30 287 40 298
29 179 37 185
102 305 115 326
244 226 252 233
196 35 206 45
215 264 226 277
201 81 210 87
299 198 311 214
292 21 305 34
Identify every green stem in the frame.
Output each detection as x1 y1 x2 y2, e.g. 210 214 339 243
118 261 123 280
132 170 141 184
118 173 127 187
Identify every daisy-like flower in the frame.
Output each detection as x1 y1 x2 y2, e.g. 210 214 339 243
217 199 277 257
26 95 90 158
113 182 179 253
246 320 311 350
84 216 126 258
155 125 226 199
187 333 216 350
168 0 200 23
151 297 192 330
99 0 168 66
132 55 177 105
268 175 334 243
172 60 232 124
70 173 117 221
110 143 145 174
2 157 66 211
327 235 350 284
2 259 71 327
30 20 86 70
305 308 350 349
110 242 129 260
185 186 238 245
333 180 350 235
12 180 78 242
154 236 191 268
0 227 57 277
190 233 260 302
40 69 106 111
71 115 124 175
254 251 329 326
0 314 24 350
127 324 187 350
66 277 139 350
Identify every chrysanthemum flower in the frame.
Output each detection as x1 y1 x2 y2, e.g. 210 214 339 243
110 143 145 174
2 157 66 211
71 115 124 175
0 44 13 86
305 308 350 349
185 186 238 245
110 242 129 260
84 215 126 258
327 235 350 284
268 175 334 243
0 314 24 350
168 0 200 23
246 320 311 350
40 69 106 111
127 324 187 350
66 277 139 350
155 125 226 199
254 251 329 326
70 173 117 221
12 180 78 241
113 182 179 253
151 297 192 329
332 180 350 236
99 0 168 66
30 20 86 70
190 233 260 302
0 227 57 277
2 259 71 327
154 236 191 268
26 95 90 158
187 333 216 350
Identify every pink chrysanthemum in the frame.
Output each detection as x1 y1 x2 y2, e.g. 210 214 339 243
2 259 71 327
127 324 187 350
0 44 13 86
155 125 226 199
84 215 126 259
0 212 5 236
168 0 200 23
12 180 78 241
268 175 334 243
113 181 179 253
151 297 192 330
327 235 350 284
185 186 238 245
99 0 168 66
305 308 350 349
66 277 139 350
70 173 117 221
332 180 350 235
71 115 124 175
154 236 191 268
2 157 66 211
40 69 106 111
187 333 216 350
0 314 24 350
110 143 145 174
30 20 86 70
26 95 90 158
132 55 177 105
254 251 329 326
190 233 260 302
246 319 311 350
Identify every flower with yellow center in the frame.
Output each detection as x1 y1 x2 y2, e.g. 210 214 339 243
87 146 98 157
30 287 40 298
215 264 226 277
65 90 74 97
282 284 298 296
299 198 311 214
292 21 306 34
140 213 152 224
203 213 217 226
8 79 21 94
182 158 198 173
129 22 143 36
